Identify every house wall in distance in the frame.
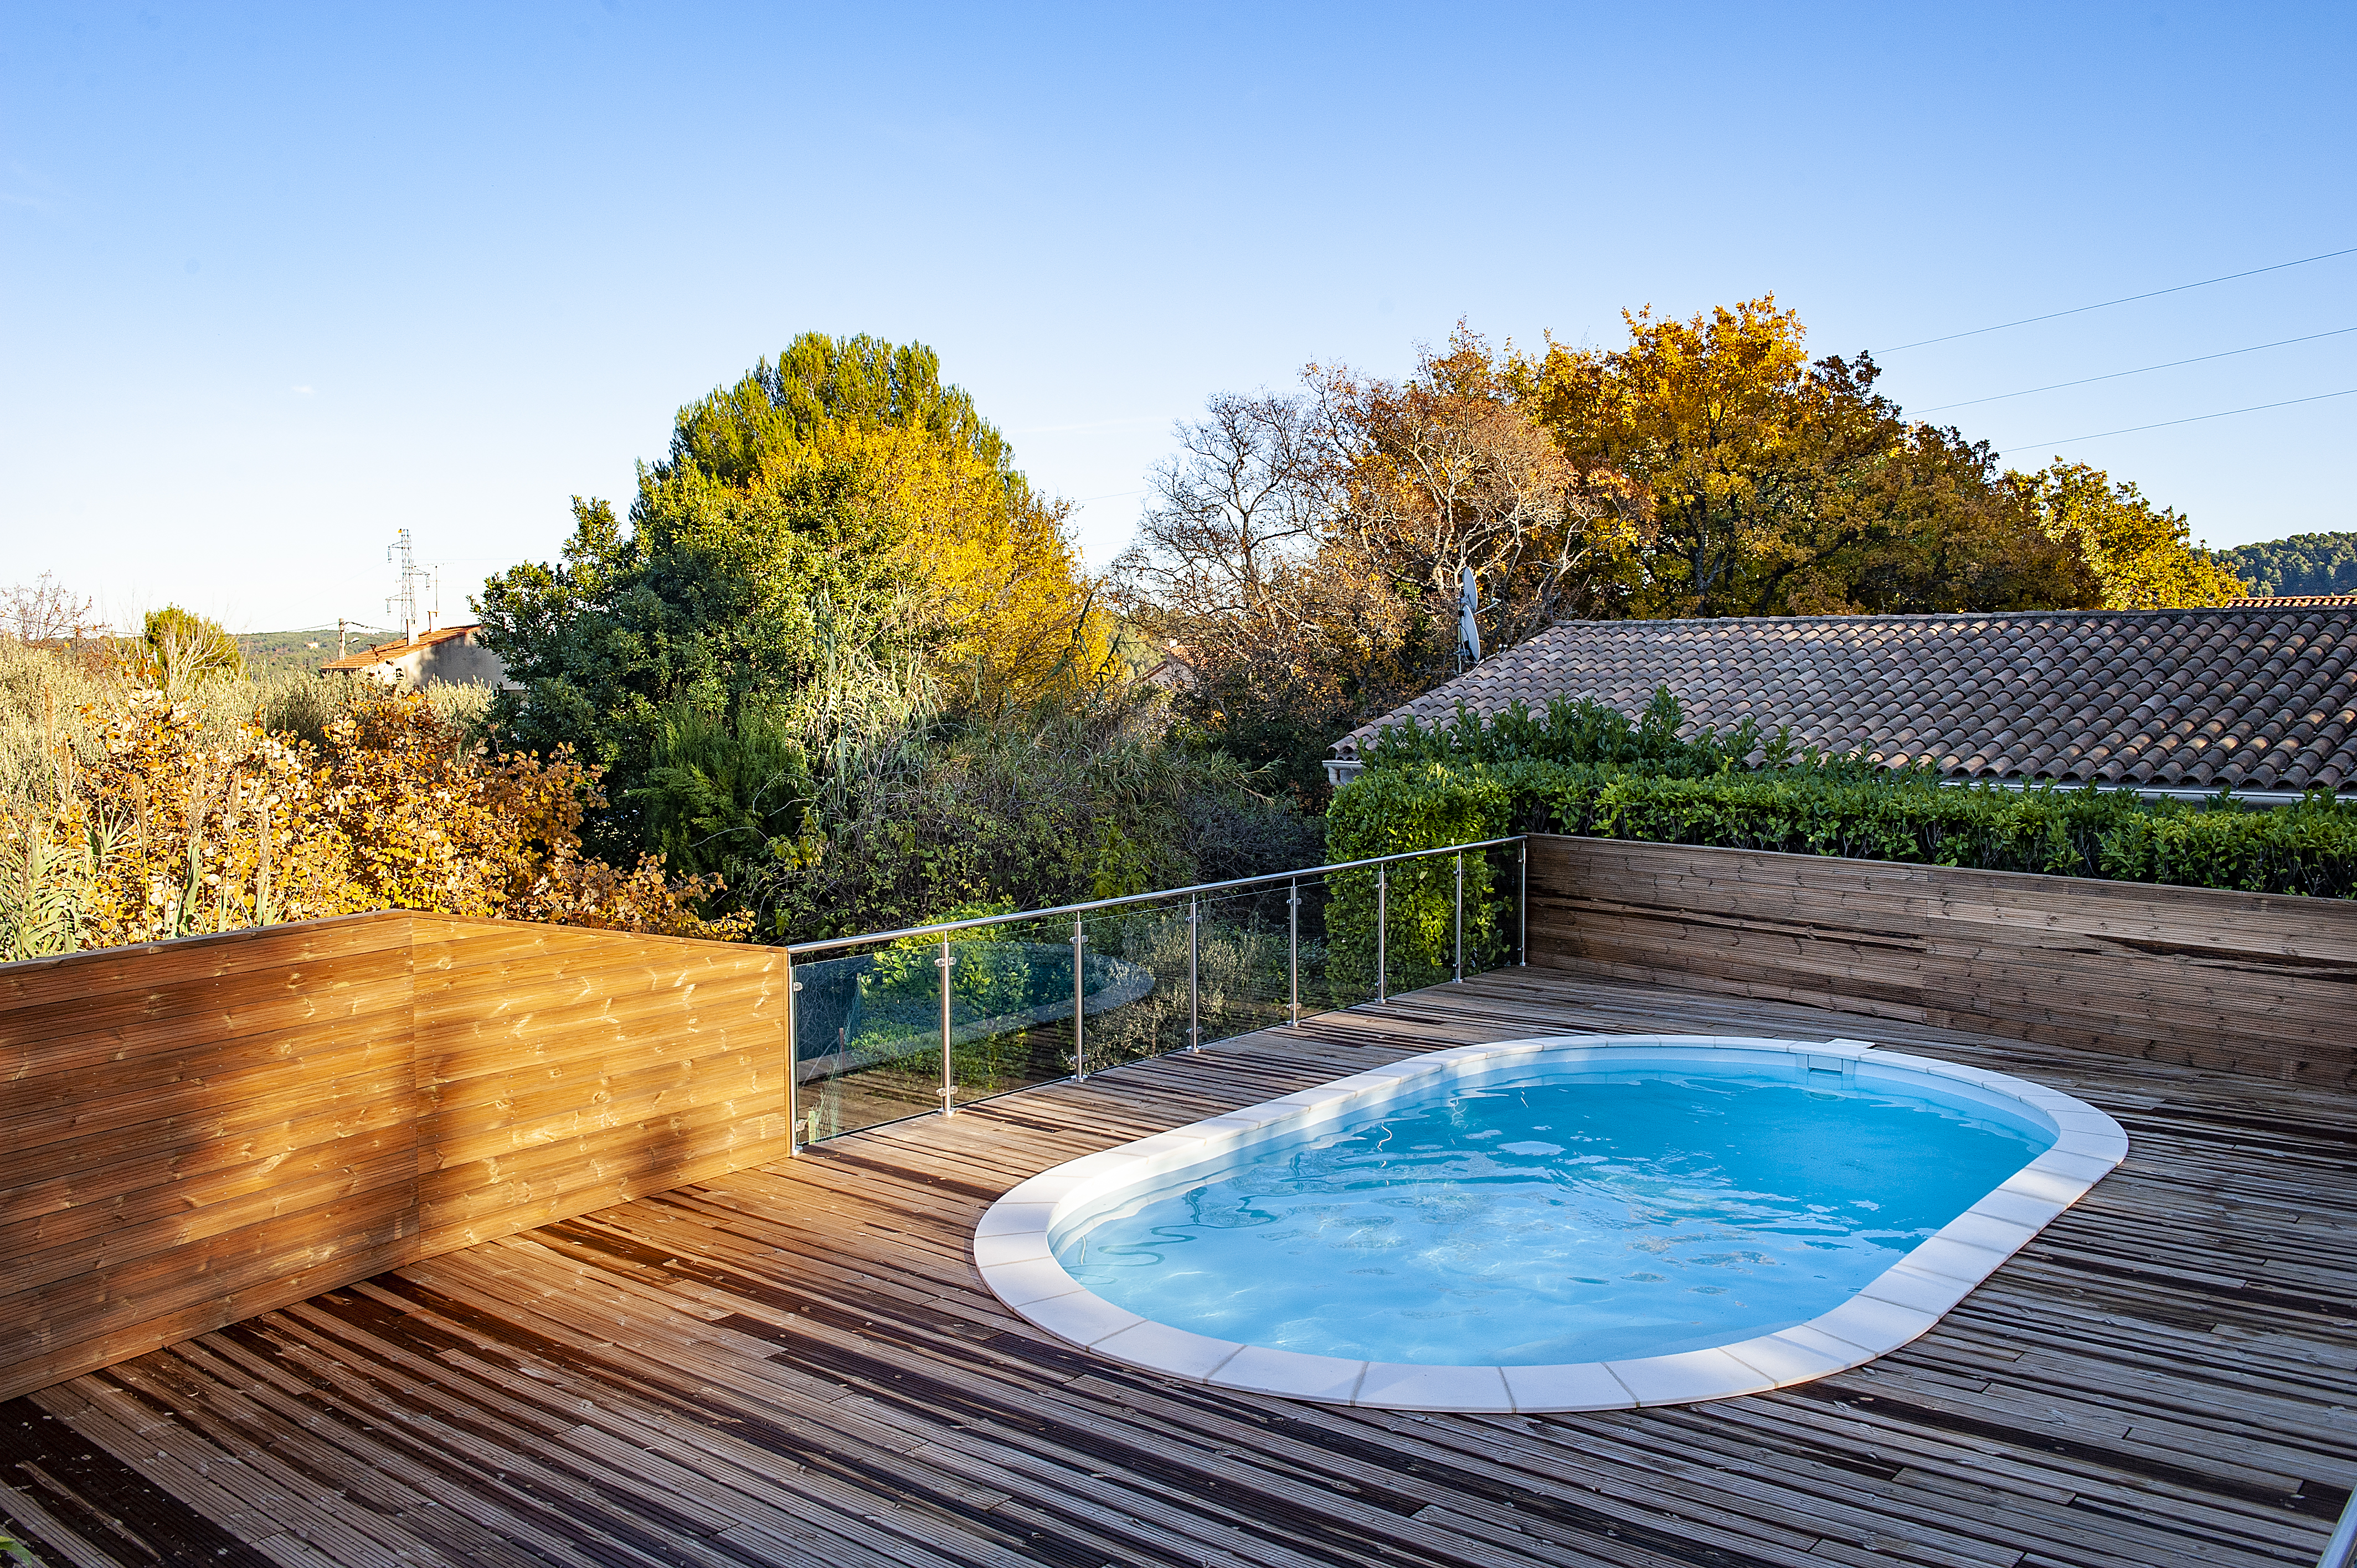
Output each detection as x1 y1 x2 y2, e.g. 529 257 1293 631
0 914 790 1402
368 628 513 689
413 630 514 689
1527 834 2357 1085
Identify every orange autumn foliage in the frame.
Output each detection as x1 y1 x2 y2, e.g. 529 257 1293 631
16 684 742 951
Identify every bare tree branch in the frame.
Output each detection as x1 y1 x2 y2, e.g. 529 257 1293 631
1111 390 1343 662
0 574 101 643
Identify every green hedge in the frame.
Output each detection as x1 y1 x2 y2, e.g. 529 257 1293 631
1324 693 2357 980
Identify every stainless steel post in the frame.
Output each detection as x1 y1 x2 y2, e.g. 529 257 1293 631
1187 894 1201 1051
939 935 955 1116
784 950 800 1154
1454 851 1464 984
1519 839 1529 966
2317 1487 2357 1568
1072 916 1087 1077
1288 878 1301 1027
1376 863 1387 1005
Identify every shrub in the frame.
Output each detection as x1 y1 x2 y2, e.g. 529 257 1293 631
0 647 734 961
1325 692 2357 982
140 605 245 689
727 675 1319 942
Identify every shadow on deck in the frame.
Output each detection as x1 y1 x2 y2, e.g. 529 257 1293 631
3 968 2354 1568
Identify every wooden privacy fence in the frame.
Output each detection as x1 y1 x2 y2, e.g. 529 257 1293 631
1527 833 2357 1085
11 839 2355 1404
0 912 791 1402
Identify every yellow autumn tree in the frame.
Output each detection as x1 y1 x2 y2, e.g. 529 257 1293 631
807 416 1111 709
477 333 1124 903
2008 461 2247 608
1506 297 2097 616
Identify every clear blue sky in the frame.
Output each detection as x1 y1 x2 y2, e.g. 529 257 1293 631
4 2 2351 633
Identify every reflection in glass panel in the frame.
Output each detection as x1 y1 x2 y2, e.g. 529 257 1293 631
1195 885 1292 1046
946 915 1086 1106
1073 899 1190 1072
791 936 945 1142
790 842 1527 1133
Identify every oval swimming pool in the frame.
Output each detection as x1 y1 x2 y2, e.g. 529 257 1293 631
974 1036 2128 1411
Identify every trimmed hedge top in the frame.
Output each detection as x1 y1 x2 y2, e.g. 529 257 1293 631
1327 692 2357 900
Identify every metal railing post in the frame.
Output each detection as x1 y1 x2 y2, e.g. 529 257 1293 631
2316 1487 2357 1568
1376 863 1387 1005
784 950 800 1153
1288 878 1301 1027
939 935 955 1116
1454 851 1464 984
1519 838 1529 967
1072 915 1088 1078
1187 893 1201 1051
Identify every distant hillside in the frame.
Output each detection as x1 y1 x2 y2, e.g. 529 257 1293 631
236 627 348 679
2218 533 2357 597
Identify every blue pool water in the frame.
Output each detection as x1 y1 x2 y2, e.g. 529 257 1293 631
1052 1065 2055 1364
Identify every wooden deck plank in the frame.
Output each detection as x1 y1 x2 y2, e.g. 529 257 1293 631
4 967 2353 1568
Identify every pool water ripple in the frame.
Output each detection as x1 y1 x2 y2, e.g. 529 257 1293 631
1053 1069 2052 1365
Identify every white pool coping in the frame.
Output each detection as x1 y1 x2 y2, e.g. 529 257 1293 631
972 1034 2129 1412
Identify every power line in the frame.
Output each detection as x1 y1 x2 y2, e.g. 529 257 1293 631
1998 387 2357 456
1916 326 2357 413
1883 245 2357 352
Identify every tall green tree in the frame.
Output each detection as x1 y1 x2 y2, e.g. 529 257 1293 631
478 332 1110 862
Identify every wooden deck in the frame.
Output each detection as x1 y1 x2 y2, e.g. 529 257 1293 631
3 968 2354 1568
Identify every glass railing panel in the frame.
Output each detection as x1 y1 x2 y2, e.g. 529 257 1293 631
1193 884 1293 1047
1382 852 1458 996
945 914 1088 1106
789 837 1526 1134
1473 840 1525 978
790 936 946 1142
1073 896 1191 1072
1292 873 1375 1021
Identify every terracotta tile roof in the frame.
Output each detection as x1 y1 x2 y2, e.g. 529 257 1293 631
318 623 481 671
1338 608 2357 794
2225 595 2357 607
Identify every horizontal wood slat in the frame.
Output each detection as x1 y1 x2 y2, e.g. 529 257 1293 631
0 918 410 1015
1529 835 2357 1084
0 911 794 1401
